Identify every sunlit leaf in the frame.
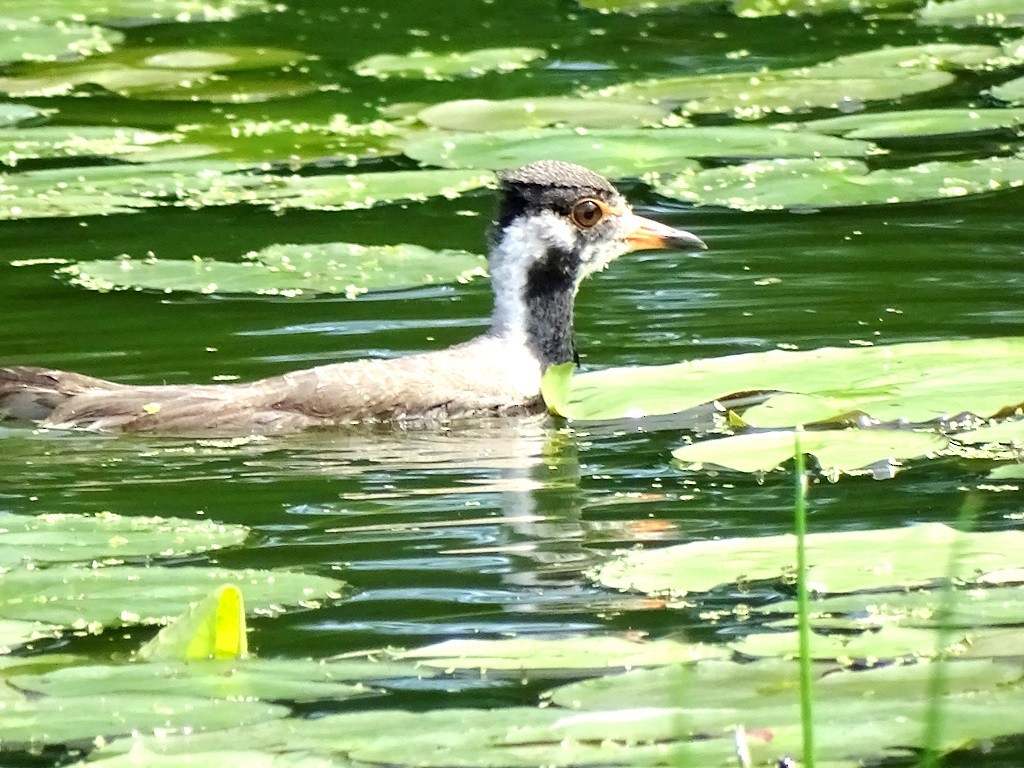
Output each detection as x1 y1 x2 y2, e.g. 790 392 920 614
814 43 1016 73
729 625 970 660
0 565 345 627
653 155 1024 211
394 636 728 671
416 97 672 131
353 47 545 80
917 0 1024 27
403 127 873 177
0 619 60 654
591 523 1024 597
732 0 919 16
953 419 1024 444
0 511 247 567
546 338 1024 424
671 429 946 475
991 74 1024 104
0 0 276 26
138 585 248 661
0 17 123 65
593 69 954 118
0 125 183 166
62 242 486 297
578 0 721 9
0 102 48 128
794 107 1024 138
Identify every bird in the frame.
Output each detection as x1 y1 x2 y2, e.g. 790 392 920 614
0 160 706 436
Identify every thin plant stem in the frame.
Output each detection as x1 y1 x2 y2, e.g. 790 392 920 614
793 428 815 768
919 495 982 768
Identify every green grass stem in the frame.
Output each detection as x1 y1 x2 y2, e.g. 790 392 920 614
793 428 815 768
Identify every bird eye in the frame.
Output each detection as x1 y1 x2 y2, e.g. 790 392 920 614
571 199 604 229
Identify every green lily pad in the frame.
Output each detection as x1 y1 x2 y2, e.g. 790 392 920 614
0 511 247 567
594 69 954 118
991 74 1024 104
0 0 275 26
729 625 970 660
0 102 48 128
544 338 1024 424
671 429 947 475
794 107 1024 138
953 419 1024 444
402 127 874 177
917 0 1024 27
0 565 345 627
0 619 61 654
127 46 307 71
0 17 122 65
62 242 486 297
653 155 1024 211
353 47 545 80
591 523 1024 598
732 0 919 16
813 43 1016 74
578 0 721 9
9 658 372 704
416 97 672 132
0 694 287 749
0 125 182 166
394 636 727 671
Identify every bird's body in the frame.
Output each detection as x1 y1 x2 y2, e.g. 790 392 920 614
0 161 705 436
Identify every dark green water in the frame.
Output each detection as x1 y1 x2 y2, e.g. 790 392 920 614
2 0 1024 764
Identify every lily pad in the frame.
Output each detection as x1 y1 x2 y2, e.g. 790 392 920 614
0 511 247 567
732 0 920 16
729 625 970 660
953 419 1024 444
0 619 61 654
991 74 1024 104
402 127 874 177
0 565 345 627
353 47 545 80
0 125 183 166
62 242 486 297
0 17 122 65
595 69 954 118
416 97 672 132
813 43 1016 74
795 107 1024 138
394 636 728 671
543 338 1024 424
653 155 1024 211
0 102 47 128
591 523 1024 598
0 0 275 26
917 0 1024 27
670 428 947 475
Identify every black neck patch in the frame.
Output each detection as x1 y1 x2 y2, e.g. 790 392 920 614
522 245 578 367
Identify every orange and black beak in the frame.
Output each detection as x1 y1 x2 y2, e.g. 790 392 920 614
622 213 707 253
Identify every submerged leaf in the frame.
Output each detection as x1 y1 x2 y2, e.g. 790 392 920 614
353 47 545 80
591 523 1024 597
403 127 873 177
671 429 946 474
63 243 486 297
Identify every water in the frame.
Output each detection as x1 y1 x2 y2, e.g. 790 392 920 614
2 0 1024 764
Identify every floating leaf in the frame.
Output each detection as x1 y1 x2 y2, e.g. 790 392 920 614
0 565 344 627
127 46 307 71
63 242 486 297
814 43 1015 74
653 155 1024 211
733 0 921 16
0 694 287 749
795 107 1024 138
394 636 727 671
917 0 1024 27
138 585 248 662
591 523 1024 598
10 658 372 705
0 511 247 567
545 338 1024 424
403 127 873 177
579 0 721 9
953 419 1024 444
729 625 970 660
0 619 60 654
415 97 671 132
594 69 954 118
0 102 47 128
991 74 1024 104
670 429 946 475
353 47 545 80
0 0 275 26
0 17 123 65
0 125 183 166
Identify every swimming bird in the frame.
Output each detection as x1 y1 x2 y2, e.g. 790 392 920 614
0 161 706 435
